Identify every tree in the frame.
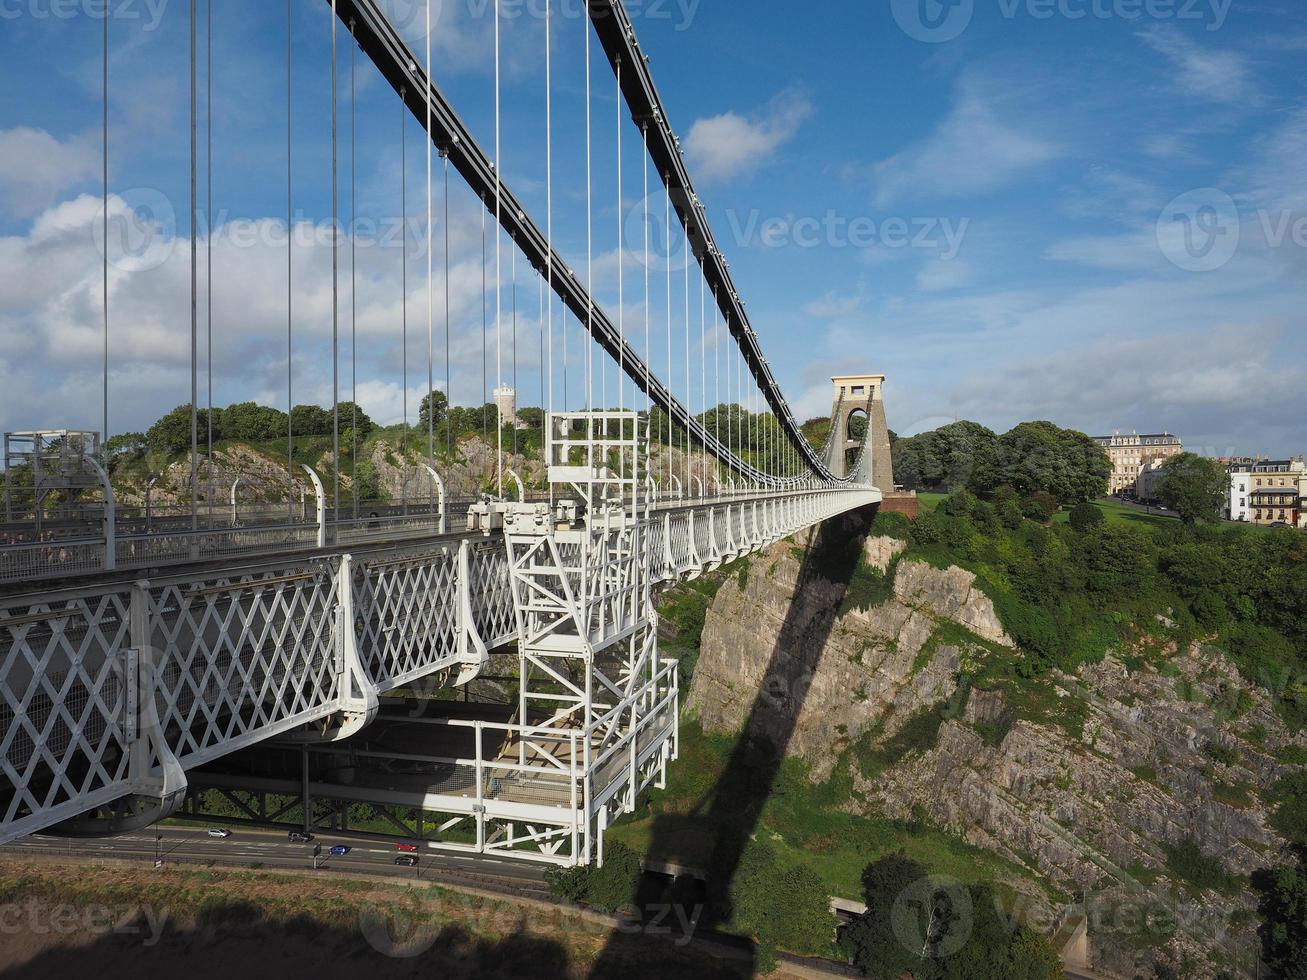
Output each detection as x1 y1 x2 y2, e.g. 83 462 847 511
222 401 289 442
891 421 999 492
1079 523 1156 597
334 401 375 439
1158 453 1227 525
1069 502 1105 532
990 421 1109 503
290 404 332 436
517 406 544 430
729 838 835 959
417 390 448 434
1255 850 1307 980
147 406 201 456
800 415 832 451
842 855 930 979
104 432 146 461
846 861 1064 980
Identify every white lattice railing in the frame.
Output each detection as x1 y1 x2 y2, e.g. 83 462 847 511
0 486 877 844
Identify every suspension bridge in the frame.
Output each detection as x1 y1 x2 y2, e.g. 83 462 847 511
0 0 892 867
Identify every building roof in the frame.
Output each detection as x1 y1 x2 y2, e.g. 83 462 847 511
1092 433 1181 444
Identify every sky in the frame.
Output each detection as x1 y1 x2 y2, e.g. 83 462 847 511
0 0 1304 457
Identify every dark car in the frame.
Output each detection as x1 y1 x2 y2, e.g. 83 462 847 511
394 855 418 867
288 831 314 843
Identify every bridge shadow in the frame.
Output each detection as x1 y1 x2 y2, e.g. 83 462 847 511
2 892 754 980
590 504 876 977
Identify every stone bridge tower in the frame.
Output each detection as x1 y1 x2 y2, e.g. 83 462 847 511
825 374 894 487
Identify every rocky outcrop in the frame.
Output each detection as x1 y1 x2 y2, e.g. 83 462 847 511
863 534 906 572
892 560 1014 648
689 517 1307 979
689 520 1006 782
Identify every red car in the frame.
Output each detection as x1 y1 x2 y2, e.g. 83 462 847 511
395 843 418 852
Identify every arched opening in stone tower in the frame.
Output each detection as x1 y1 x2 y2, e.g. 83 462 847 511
845 408 869 475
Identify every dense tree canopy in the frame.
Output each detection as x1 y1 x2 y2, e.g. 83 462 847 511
290 404 332 436
220 402 288 442
146 405 220 455
892 421 999 492
887 486 1307 720
843 855 1063 979
333 401 375 439
988 421 1110 503
892 419 1108 504
1158 452 1228 525
104 431 146 461
1255 850 1307 980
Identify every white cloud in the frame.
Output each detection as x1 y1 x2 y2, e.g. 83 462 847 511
804 289 861 318
0 190 550 435
916 257 974 292
1240 105 1307 212
944 323 1305 454
0 127 99 219
870 76 1060 208
1138 26 1256 104
684 88 814 183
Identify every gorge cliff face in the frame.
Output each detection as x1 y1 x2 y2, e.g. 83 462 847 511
687 514 1304 979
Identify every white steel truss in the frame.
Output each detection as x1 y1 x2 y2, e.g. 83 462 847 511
0 450 877 849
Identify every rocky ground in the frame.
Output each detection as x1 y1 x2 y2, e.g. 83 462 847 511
688 517 1305 979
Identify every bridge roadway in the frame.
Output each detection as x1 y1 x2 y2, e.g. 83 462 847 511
0 485 881 848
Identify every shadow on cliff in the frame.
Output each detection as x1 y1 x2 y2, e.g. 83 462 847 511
589 505 878 978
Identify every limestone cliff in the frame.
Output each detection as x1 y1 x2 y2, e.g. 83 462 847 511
688 516 1305 979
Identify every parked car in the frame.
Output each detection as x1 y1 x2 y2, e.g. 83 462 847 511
329 845 351 857
288 831 314 843
394 856 418 867
207 828 231 839
395 843 418 852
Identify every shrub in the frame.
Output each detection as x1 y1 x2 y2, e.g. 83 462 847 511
730 837 835 958
838 560 896 617
1069 502 1105 532
1162 838 1240 894
544 839 643 913
1191 590 1230 631
1022 492 1060 524
1269 771 1307 845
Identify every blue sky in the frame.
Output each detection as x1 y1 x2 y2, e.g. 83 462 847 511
0 0 1304 456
